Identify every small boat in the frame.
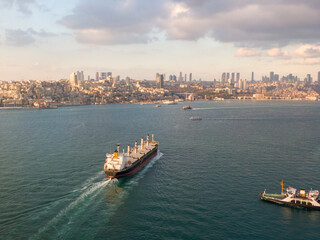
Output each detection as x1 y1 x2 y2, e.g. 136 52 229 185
155 104 161 107
259 180 320 210
189 116 202 120
182 105 192 110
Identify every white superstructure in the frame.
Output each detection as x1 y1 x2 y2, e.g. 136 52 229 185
104 134 158 172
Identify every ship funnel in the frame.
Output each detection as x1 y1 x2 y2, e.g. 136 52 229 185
141 138 144 150
116 144 120 152
127 144 130 154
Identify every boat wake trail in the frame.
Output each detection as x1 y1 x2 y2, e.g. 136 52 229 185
32 152 163 239
32 177 112 239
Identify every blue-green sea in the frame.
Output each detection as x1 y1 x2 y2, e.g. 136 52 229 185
1 101 320 239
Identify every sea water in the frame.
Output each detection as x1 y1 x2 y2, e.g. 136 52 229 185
1 101 320 239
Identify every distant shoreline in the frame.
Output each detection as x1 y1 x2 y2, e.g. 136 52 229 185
0 99 319 110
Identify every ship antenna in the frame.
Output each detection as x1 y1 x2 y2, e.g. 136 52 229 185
281 180 284 195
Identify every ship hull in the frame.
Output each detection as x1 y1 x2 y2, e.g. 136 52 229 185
105 146 158 179
259 193 320 210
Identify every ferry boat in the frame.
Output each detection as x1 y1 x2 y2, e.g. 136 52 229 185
182 105 192 110
259 180 320 210
162 100 177 105
104 134 159 179
189 116 202 120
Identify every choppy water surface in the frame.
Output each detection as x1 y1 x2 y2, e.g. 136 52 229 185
1 101 320 239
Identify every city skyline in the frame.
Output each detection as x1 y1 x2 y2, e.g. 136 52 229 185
1 0 320 81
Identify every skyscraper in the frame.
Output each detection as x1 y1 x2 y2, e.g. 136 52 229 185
270 72 274 82
69 72 78 87
226 73 230 82
178 72 183 82
236 73 240 82
221 72 226 83
96 72 99 81
189 73 192 82
101 72 107 79
156 74 164 88
231 73 235 83
251 72 254 81
318 71 320 82
307 74 312 84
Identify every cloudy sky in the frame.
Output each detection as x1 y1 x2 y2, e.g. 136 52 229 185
1 0 320 81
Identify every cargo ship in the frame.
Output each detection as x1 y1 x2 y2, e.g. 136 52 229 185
104 134 159 178
259 180 320 210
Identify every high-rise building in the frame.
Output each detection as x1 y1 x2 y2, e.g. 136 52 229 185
307 74 312 83
239 79 243 89
226 73 230 82
274 74 279 81
178 72 183 82
88 75 90 81
156 74 164 88
270 72 274 82
107 72 112 77
101 72 107 79
236 73 240 82
184 74 187 82
243 79 247 90
231 73 235 83
189 73 192 82
96 72 99 81
173 75 177 82
318 71 320 82
69 72 78 87
221 72 226 83
251 72 254 81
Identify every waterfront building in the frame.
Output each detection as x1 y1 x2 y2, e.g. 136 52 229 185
243 79 247 90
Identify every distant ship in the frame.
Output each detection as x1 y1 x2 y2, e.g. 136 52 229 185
104 134 159 179
155 104 161 107
259 180 320 210
162 100 177 105
189 116 202 120
182 105 192 110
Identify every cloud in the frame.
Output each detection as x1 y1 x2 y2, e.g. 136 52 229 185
267 48 284 57
60 0 320 47
1 0 36 15
5 28 57 46
235 48 260 57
